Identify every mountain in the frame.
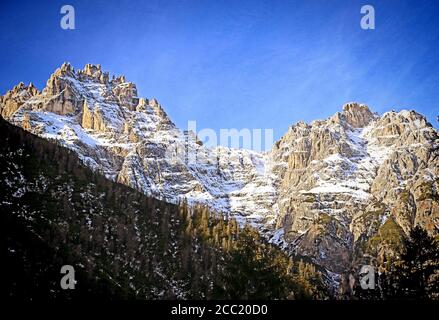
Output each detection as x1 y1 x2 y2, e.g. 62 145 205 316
271 102 438 274
1 63 438 287
0 116 329 300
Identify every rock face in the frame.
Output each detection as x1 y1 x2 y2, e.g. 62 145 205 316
0 82 39 118
270 102 438 272
341 102 375 128
1 63 438 278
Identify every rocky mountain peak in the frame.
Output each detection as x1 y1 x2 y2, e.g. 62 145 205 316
0 81 40 118
382 109 430 127
9 81 39 96
14 82 25 90
341 102 375 128
1 63 437 277
83 63 101 73
52 62 75 78
111 75 128 85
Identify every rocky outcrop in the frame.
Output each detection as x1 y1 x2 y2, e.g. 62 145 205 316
112 81 138 111
341 102 375 128
81 100 110 132
292 213 353 273
41 63 79 115
0 82 39 118
270 100 438 273
81 100 94 129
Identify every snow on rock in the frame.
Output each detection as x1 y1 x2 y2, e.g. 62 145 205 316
2 63 438 275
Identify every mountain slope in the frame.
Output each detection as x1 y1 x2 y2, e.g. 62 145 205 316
1 63 438 277
1 116 330 300
0 63 278 223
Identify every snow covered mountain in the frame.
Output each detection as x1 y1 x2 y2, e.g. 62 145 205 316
271 103 438 274
1 63 438 280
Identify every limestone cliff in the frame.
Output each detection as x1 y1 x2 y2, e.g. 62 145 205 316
1 64 437 280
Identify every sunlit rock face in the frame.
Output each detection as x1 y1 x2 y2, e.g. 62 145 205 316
271 101 438 272
1 63 438 275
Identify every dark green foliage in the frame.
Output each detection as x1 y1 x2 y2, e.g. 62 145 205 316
212 226 293 299
367 218 405 252
382 226 439 299
291 259 331 299
354 226 439 300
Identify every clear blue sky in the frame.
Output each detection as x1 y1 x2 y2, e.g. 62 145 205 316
1 0 438 148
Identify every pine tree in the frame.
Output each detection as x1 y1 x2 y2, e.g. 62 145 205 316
384 226 439 299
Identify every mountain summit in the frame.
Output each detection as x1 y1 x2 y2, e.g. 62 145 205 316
341 102 376 128
1 63 438 281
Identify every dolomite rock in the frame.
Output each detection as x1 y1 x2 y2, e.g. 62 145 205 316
81 100 94 129
22 112 31 130
341 102 375 128
0 82 40 118
112 81 138 111
269 100 437 272
291 213 354 273
1 63 438 278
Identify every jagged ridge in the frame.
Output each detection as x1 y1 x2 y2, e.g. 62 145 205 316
1 63 438 277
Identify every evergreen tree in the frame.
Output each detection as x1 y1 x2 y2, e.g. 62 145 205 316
212 227 296 299
384 226 439 299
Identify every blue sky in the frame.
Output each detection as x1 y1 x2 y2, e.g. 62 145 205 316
1 0 438 148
